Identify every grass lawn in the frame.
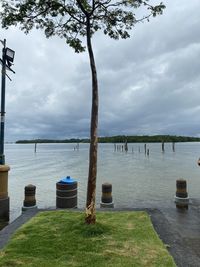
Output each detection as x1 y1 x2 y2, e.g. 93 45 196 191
0 211 176 267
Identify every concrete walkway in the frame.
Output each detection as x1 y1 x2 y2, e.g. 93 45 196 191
0 200 200 267
149 201 200 267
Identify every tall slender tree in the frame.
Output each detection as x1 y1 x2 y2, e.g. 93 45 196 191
0 0 165 224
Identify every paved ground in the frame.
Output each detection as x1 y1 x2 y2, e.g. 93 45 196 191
0 200 200 267
149 202 200 267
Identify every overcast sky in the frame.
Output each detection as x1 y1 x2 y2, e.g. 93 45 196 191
1 0 200 141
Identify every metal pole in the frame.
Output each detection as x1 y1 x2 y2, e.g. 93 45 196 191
0 39 6 164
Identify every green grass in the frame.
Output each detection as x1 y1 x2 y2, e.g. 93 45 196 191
0 211 176 267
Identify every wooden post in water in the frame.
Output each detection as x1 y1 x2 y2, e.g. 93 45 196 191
144 144 147 155
138 146 140 153
172 142 175 152
162 141 165 152
147 149 149 156
124 140 128 152
34 143 37 153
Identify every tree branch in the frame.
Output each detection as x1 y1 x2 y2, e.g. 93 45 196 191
76 0 89 17
135 13 152 23
62 5 85 24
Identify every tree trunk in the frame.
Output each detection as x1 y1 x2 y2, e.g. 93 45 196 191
85 18 98 224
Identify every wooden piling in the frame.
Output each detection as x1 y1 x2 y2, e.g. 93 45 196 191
124 140 128 152
144 144 147 155
162 141 165 152
172 142 175 152
34 143 37 153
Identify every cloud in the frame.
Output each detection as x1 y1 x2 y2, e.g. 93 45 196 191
1 0 200 140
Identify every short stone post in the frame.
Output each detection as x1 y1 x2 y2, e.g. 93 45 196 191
174 179 189 209
0 165 10 221
100 183 114 208
22 184 37 211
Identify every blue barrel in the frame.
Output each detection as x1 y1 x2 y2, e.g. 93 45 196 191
56 176 77 208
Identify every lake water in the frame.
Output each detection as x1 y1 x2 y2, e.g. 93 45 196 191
4 142 200 221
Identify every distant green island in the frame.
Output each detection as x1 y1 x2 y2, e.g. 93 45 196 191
16 135 200 144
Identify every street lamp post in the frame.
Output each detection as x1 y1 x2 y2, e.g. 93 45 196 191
0 39 15 223
0 39 15 164
0 39 7 165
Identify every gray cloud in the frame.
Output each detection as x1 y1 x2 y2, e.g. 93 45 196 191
1 0 200 141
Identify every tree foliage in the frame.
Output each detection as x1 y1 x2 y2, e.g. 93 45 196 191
1 0 165 52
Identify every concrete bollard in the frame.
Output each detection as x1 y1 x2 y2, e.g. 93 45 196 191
22 184 37 211
0 165 10 221
100 183 114 208
174 179 189 209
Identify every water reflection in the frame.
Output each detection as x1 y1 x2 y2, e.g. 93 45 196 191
4 142 200 222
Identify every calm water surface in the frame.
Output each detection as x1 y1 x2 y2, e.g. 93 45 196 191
4 142 200 221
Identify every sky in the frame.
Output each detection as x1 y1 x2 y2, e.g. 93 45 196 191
1 0 200 141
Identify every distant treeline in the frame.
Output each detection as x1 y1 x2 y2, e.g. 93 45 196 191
16 135 200 144
99 135 200 143
16 138 89 144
